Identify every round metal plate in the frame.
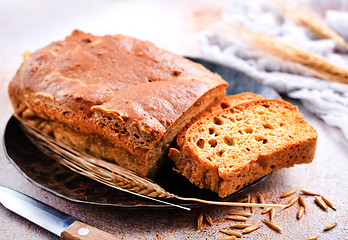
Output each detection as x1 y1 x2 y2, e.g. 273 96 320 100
3 58 280 209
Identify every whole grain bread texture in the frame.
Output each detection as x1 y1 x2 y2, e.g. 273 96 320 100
169 99 317 198
8 30 227 177
176 92 264 149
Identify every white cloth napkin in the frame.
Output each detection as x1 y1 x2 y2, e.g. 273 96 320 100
199 0 348 139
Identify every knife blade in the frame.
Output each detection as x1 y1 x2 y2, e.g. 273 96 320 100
0 186 120 240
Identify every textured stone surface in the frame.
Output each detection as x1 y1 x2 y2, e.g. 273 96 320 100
1 1 347 239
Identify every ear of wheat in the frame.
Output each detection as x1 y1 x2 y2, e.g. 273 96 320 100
18 118 284 210
212 21 348 84
271 0 348 49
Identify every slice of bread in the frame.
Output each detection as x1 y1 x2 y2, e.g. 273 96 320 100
169 99 317 198
176 93 264 149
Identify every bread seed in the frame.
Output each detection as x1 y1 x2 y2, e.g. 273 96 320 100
219 229 242 237
321 196 336 210
228 211 252 217
246 194 251 210
204 213 213 226
270 208 275 220
226 216 248 221
262 207 272 214
242 225 262 234
197 213 203 229
230 224 251 229
300 189 320 196
297 206 305 219
250 197 256 213
263 219 282 231
314 196 328 211
284 196 299 209
258 193 265 205
304 236 318 240
215 236 237 240
323 222 337 231
299 196 307 209
280 189 297 198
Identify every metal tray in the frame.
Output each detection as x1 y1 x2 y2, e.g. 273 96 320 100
3 58 280 209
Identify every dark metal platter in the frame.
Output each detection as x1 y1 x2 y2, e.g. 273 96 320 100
3 58 280 209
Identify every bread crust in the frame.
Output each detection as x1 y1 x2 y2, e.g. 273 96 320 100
169 99 317 198
8 30 227 177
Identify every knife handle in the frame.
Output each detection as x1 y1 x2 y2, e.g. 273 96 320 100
61 221 121 240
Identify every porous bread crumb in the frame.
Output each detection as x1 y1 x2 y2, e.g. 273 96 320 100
169 99 317 198
176 92 264 149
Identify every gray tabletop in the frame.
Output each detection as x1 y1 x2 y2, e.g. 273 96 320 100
1 1 347 239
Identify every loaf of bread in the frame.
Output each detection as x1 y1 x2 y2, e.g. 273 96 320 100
169 99 317 198
8 30 227 177
176 92 264 149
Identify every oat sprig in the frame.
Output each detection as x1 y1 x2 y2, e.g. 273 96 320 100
272 0 348 49
213 22 348 84
22 120 284 210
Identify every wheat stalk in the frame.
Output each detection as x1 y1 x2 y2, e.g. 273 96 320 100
18 119 284 210
271 0 348 49
212 21 348 84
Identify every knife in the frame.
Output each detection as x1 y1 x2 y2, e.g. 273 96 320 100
0 186 121 240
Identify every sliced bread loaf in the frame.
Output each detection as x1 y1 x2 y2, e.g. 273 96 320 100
9 30 227 178
176 92 264 149
169 99 317 198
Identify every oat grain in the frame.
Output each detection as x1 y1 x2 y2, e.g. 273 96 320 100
242 225 262 234
263 219 282 232
323 222 337 231
280 189 297 198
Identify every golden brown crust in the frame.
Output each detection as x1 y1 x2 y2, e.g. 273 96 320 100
169 99 317 198
176 92 264 149
8 30 227 177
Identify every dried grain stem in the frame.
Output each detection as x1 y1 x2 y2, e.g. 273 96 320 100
213 22 348 84
174 196 285 208
272 0 348 49
22 120 286 211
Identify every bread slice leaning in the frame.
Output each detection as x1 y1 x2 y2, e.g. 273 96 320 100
169 99 317 198
176 92 264 149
